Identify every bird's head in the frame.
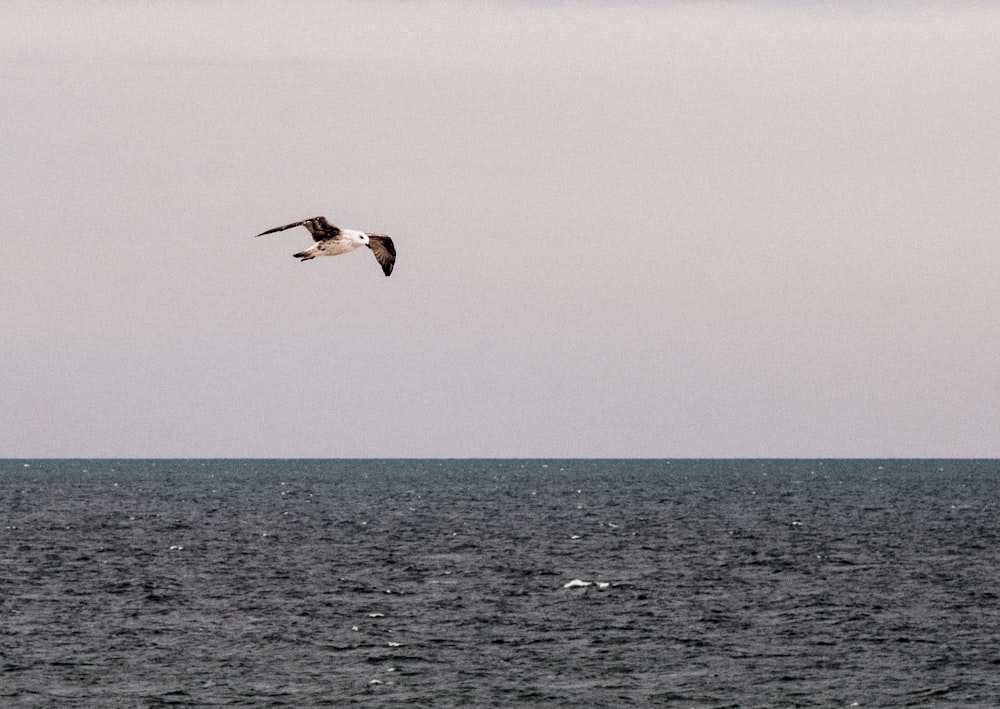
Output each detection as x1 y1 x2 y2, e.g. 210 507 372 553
358 232 371 247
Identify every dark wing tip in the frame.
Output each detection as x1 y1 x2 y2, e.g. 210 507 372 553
256 220 304 237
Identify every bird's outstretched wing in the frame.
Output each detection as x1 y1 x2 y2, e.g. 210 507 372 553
256 216 341 242
367 234 396 277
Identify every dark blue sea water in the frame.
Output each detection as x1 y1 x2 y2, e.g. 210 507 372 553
2 459 1000 707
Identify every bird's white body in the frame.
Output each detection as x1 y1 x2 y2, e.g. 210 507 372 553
295 229 369 259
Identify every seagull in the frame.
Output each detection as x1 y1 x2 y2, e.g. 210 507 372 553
255 216 396 277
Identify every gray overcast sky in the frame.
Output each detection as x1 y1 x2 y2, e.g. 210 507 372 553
3 1 998 457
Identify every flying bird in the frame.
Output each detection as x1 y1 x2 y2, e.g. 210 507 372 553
255 216 396 277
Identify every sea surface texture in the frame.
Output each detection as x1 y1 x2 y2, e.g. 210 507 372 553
2 459 1000 707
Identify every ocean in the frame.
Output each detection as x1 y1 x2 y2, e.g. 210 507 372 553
2 459 999 707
